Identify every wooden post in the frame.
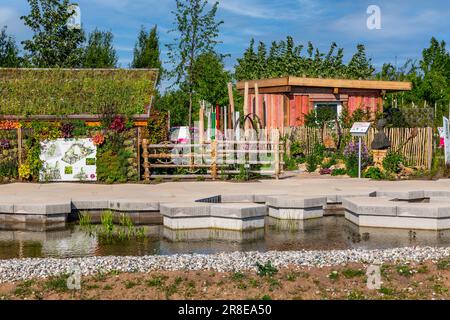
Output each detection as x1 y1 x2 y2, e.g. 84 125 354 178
228 82 235 129
137 127 141 181
17 126 23 167
199 103 205 144
273 129 280 179
211 140 218 180
142 139 150 181
255 83 259 123
244 82 249 131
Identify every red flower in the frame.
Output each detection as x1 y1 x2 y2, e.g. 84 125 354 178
92 133 105 146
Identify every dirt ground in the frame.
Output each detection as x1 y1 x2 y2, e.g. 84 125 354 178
1 259 450 300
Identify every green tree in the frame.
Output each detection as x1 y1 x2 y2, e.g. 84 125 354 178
0 26 22 67
21 0 85 67
166 0 223 127
235 38 258 80
132 25 162 73
346 44 375 79
193 52 231 106
82 29 118 68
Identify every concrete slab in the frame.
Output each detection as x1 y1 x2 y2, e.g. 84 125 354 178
14 203 71 215
396 203 450 219
342 197 397 216
109 200 159 212
71 200 109 210
268 207 323 220
210 203 267 219
376 190 425 200
266 196 326 209
220 194 255 203
160 203 211 218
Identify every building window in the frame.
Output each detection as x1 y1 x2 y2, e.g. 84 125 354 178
314 102 342 120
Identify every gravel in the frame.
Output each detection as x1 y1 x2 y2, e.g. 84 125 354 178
1 246 450 283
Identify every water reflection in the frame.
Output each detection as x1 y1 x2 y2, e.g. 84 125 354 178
1 217 450 259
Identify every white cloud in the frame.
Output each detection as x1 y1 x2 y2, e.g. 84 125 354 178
218 0 311 20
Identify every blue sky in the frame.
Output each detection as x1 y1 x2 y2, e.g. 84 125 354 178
1 0 450 78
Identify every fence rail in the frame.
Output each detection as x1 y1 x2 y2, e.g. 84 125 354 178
285 126 433 169
142 135 284 180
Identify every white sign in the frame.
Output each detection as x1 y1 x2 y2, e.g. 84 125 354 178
40 138 97 182
350 122 371 136
67 5 81 30
444 117 450 165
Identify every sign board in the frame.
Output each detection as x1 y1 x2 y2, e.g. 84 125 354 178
444 117 450 165
40 139 97 182
350 122 371 136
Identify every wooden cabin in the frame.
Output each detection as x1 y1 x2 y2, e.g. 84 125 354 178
236 76 412 130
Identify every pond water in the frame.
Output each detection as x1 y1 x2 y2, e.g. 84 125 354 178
2 216 450 260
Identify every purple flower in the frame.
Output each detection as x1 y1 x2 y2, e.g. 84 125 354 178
0 139 10 149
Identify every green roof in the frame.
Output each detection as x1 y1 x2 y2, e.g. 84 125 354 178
0 68 159 118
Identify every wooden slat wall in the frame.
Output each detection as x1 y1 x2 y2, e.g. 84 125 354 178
286 126 433 170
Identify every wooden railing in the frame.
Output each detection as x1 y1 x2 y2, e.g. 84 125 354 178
142 133 284 180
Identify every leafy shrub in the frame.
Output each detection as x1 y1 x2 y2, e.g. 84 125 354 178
97 149 130 184
305 154 319 172
331 168 347 176
256 261 278 277
0 160 18 179
363 167 384 180
383 151 406 174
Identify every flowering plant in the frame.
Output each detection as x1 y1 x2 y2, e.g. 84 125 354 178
343 140 371 177
61 123 75 139
0 139 10 149
0 121 21 130
110 116 126 133
92 133 105 146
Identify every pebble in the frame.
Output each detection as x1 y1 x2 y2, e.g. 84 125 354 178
0 246 449 283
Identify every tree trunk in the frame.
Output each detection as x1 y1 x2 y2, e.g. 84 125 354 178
189 90 193 129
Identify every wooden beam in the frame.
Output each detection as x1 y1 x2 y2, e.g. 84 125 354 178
244 82 249 130
236 76 412 92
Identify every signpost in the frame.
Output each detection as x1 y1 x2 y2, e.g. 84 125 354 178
444 117 450 166
350 122 372 179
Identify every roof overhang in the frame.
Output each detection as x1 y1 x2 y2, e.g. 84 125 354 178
236 76 412 93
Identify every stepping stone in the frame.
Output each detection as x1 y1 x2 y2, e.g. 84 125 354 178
266 196 326 220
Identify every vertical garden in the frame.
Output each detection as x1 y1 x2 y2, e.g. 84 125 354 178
0 68 159 184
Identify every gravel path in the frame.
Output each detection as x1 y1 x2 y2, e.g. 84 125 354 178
1 247 450 283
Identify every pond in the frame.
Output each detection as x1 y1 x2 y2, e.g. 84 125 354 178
1 216 450 260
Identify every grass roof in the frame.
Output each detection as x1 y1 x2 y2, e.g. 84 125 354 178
0 68 159 118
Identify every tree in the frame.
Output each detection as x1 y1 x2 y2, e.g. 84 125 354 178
21 0 85 67
192 52 231 106
0 26 21 67
82 29 118 68
166 0 223 127
132 25 162 72
235 38 258 80
346 44 375 79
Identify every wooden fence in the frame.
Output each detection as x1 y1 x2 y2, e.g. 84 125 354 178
142 136 284 180
285 126 434 169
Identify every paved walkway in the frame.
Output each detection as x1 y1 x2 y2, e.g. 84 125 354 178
1 178 450 206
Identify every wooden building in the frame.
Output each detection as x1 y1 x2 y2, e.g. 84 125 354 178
236 76 412 130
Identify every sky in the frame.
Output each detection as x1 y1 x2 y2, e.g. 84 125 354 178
1 0 450 83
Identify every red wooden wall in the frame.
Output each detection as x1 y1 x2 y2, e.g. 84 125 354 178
247 91 383 130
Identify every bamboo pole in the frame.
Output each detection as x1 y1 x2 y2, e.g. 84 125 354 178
228 82 235 130
137 127 141 181
211 140 218 180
